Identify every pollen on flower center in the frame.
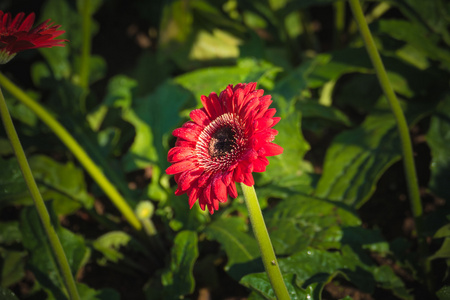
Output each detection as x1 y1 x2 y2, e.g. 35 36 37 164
208 126 235 158
196 113 246 171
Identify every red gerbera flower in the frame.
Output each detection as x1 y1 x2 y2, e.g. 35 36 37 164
0 11 67 64
166 82 283 214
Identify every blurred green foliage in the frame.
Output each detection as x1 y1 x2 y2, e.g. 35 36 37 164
1 0 450 299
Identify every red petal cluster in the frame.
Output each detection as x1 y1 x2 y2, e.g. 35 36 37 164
166 82 283 214
0 11 67 64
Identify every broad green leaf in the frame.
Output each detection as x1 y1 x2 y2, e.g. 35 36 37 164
76 283 120 300
20 205 88 300
391 0 450 46
437 285 450 300
0 288 19 300
123 80 194 172
164 193 209 232
241 273 318 300
0 222 22 245
341 227 390 254
204 217 262 279
297 99 352 127
277 246 411 299
258 111 312 188
39 0 77 79
429 238 450 260
175 58 281 103
335 74 381 112
0 157 27 206
5 155 94 214
435 223 450 239
161 230 198 298
265 195 360 255
92 231 132 263
188 29 242 61
0 249 27 287
314 113 401 208
426 96 450 199
372 19 450 70
306 48 372 89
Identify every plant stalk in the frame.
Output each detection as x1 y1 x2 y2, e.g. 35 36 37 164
79 0 91 90
0 73 142 230
240 183 290 299
0 87 80 300
348 0 426 266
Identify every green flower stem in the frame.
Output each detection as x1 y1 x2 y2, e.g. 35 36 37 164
240 183 290 300
348 0 425 247
0 73 142 231
0 87 80 300
333 0 345 48
79 0 91 90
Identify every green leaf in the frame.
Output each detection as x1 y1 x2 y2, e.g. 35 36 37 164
0 288 19 300
429 238 450 260
175 58 281 103
76 283 120 300
297 99 352 127
92 231 132 263
164 193 209 232
391 0 450 47
204 217 262 279
0 157 27 206
122 80 194 172
276 246 411 299
427 96 450 199
9 155 94 215
0 249 27 287
437 285 450 300
0 222 22 245
372 19 450 70
341 226 390 254
258 111 312 191
241 272 318 300
306 48 372 89
161 230 198 298
19 205 88 299
265 195 360 255
314 113 402 208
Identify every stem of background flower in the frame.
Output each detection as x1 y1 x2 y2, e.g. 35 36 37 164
348 0 428 273
333 0 345 48
78 0 92 113
0 87 80 300
0 72 142 231
80 0 91 90
240 183 291 300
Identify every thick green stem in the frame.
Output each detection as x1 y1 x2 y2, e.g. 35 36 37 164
79 0 91 90
0 73 142 230
240 183 290 299
333 0 345 48
0 87 80 300
348 0 426 264
348 0 422 226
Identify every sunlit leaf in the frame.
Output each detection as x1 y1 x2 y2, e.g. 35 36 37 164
20 205 88 299
265 195 360 255
314 113 401 208
204 217 262 279
427 96 450 199
161 230 198 298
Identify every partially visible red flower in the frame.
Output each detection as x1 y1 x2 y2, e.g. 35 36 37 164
0 11 67 64
166 82 283 214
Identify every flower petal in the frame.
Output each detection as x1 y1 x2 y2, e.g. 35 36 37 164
261 143 284 156
166 159 196 175
190 109 210 127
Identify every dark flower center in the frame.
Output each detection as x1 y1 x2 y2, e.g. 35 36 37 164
208 126 235 157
